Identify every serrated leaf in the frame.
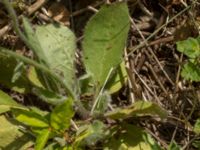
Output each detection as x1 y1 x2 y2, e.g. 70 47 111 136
106 62 127 94
0 115 33 150
35 128 51 150
50 98 74 132
181 62 200 82
83 2 130 87
0 53 31 93
176 37 200 58
105 101 168 120
35 23 78 94
13 109 49 128
0 90 26 114
104 123 160 150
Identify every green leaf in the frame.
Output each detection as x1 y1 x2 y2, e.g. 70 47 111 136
50 98 74 132
83 2 130 87
106 62 127 94
181 62 200 82
35 128 51 150
194 118 200 134
176 37 200 58
0 115 33 150
0 53 31 93
0 90 26 114
35 23 78 94
13 109 49 128
105 101 168 120
104 123 159 150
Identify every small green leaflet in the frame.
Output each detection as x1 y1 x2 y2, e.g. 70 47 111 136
176 36 200 82
83 2 130 88
181 62 200 82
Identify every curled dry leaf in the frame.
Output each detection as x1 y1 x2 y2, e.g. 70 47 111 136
47 2 70 26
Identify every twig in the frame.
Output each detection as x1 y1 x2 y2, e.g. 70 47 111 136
126 4 192 58
130 16 174 86
26 0 48 15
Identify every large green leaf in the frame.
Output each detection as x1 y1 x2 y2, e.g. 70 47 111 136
0 115 33 150
50 98 74 132
13 109 49 128
0 90 26 114
0 53 31 93
105 101 168 120
104 123 161 150
35 128 51 150
35 23 78 94
83 2 130 87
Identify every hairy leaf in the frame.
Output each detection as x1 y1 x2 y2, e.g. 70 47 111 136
35 23 78 94
74 120 106 147
32 87 66 105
